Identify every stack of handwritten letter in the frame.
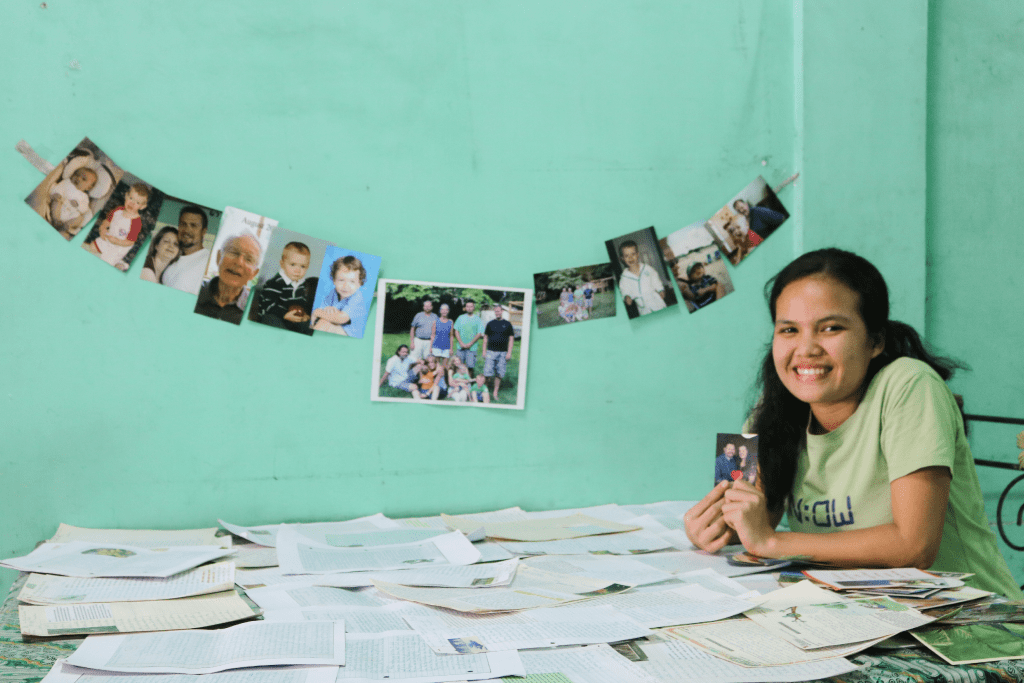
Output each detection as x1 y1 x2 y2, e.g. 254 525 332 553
3 502 1023 683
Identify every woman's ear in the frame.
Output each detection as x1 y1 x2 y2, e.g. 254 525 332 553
871 332 886 359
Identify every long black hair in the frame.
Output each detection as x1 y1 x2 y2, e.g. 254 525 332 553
751 248 965 512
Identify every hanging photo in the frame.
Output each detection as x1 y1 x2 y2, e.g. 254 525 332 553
604 227 678 319
705 176 789 266
371 279 532 410
141 199 223 295
247 228 336 336
194 207 277 326
25 137 124 241
532 263 615 328
308 246 381 339
659 222 735 313
80 173 165 272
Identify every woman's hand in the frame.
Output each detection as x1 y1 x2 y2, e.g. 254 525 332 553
722 480 777 557
684 481 736 552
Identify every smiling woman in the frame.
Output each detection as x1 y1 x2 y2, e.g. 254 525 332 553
683 248 1022 598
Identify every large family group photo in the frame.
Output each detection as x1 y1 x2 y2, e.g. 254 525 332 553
372 280 532 409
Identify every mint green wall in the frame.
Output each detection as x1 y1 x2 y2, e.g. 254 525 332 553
925 0 1024 584
2 1 1017 598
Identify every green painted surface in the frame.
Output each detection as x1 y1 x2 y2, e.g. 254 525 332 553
925 0 1024 587
0 1 796 597
1 0 1019 601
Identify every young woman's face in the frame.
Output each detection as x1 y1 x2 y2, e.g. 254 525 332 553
772 276 883 424
156 231 179 261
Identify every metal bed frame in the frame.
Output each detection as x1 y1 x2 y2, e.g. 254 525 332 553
965 413 1024 554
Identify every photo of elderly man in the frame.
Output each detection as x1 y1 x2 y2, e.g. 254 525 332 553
193 207 277 326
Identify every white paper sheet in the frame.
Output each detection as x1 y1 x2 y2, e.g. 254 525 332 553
230 543 278 568
219 514 401 548
277 528 480 574
335 631 524 682
247 585 398 611
235 567 314 590
522 505 638 525
803 567 963 591
19 590 258 637
65 620 345 673
631 547 788 577
636 638 858 682
314 558 518 588
373 565 628 613
497 530 672 556
582 584 757 628
442 513 639 542
262 603 415 633
664 618 884 667
401 604 651 653
41 659 338 683
745 593 934 649
473 542 515 563
49 525 223 548
517 644 661 683
18 563 236 605
521 554 673 587
1 543 233 578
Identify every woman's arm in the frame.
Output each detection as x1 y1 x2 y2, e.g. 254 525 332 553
721 466 951 567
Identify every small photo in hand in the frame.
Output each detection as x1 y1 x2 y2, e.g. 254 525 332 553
705 176 789 266
714 433 759 486
80 173 165 272
248 228 336 336
659 222 735 313
604 227 678 319
310 246 381 339
532 263 615 328
25 137 124 241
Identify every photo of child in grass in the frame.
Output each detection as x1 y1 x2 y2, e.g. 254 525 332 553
371 279 532 410
532 263 616 328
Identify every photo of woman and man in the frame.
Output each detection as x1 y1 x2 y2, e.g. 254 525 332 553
372 280 531 410
705 175 789 266
713 433 759 486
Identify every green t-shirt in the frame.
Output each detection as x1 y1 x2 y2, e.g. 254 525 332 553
454 313 484 353
788 357 1021 598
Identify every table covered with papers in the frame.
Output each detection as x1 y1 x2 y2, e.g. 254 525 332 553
1 503 1023 683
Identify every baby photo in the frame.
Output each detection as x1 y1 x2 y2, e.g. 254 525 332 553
705 176 790 266
194 207 278 326
25 137 124 241
604 227 678 319
309 245 381 339
371 279 532 410
80 172 165 271
532 263 615 328
248 228 336 336
714 433 759 486
140 198 222 294
659 222 735 313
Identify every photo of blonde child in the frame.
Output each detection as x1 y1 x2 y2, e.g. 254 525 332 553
309 246 381 339
81 174 164 271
